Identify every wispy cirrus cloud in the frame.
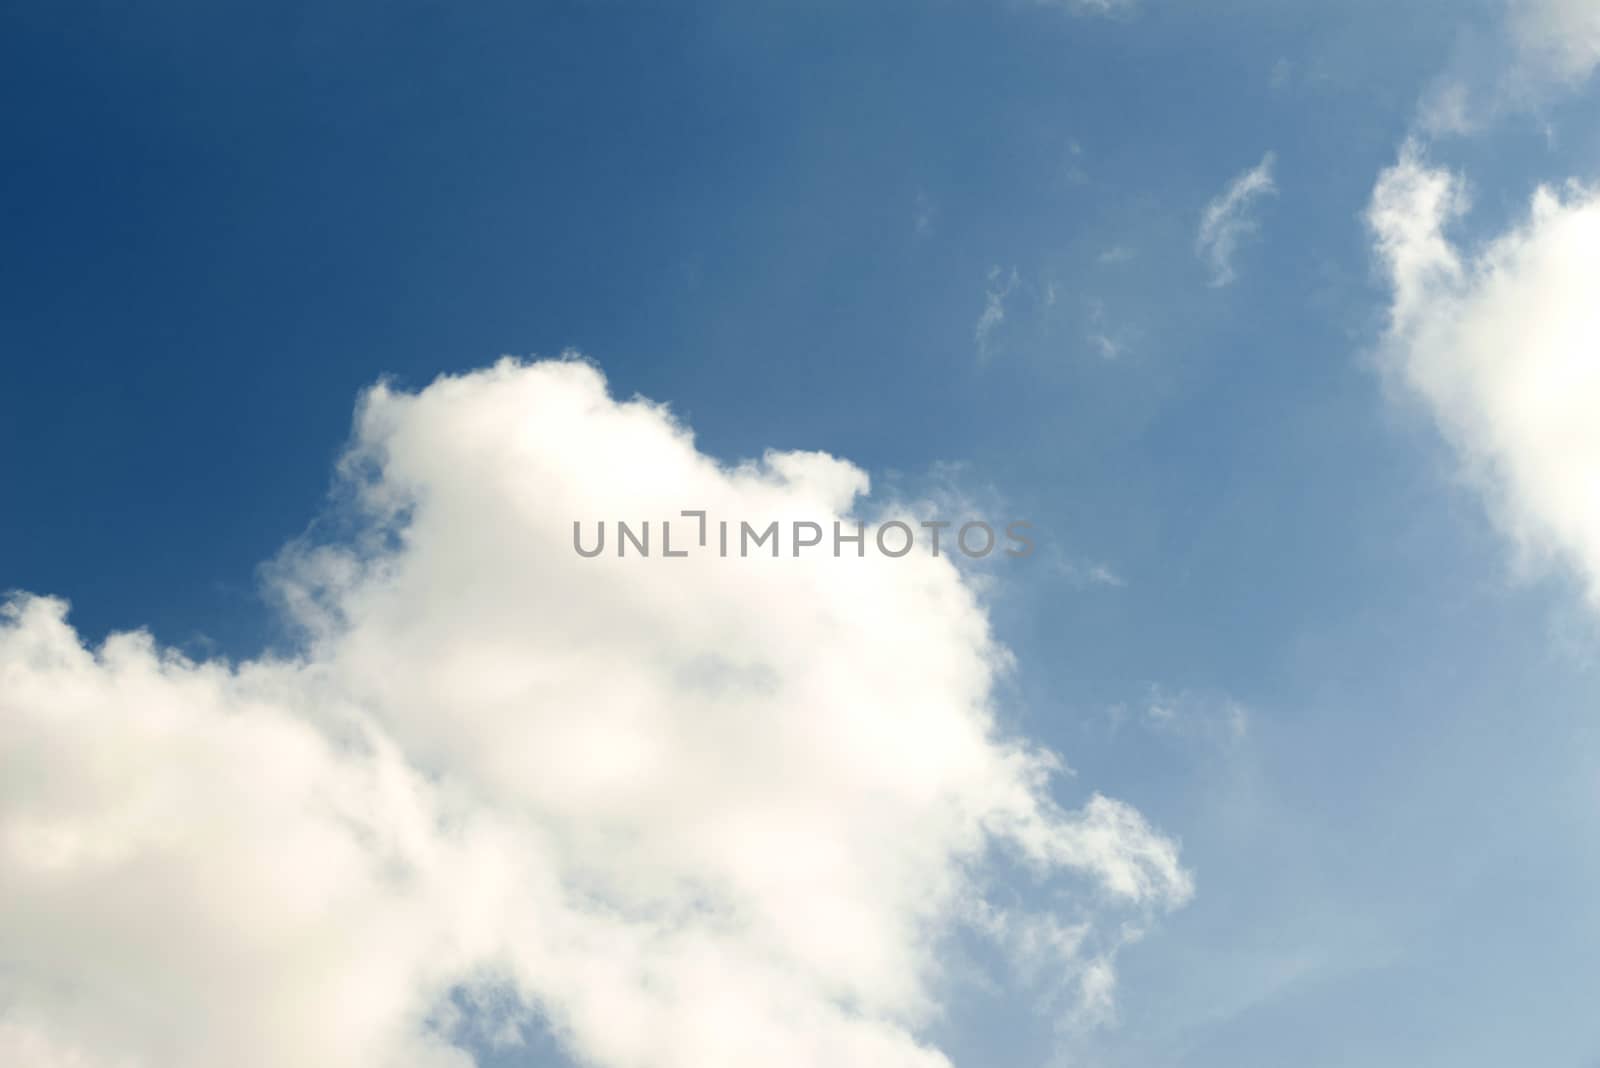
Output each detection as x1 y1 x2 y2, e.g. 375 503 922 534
1196 152 1278 287
975 265 1020 362
1029 0 1138 17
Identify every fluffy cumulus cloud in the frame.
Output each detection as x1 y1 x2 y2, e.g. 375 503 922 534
0 359 1191 1068
1368 144 1600 606
1196 152 1277 287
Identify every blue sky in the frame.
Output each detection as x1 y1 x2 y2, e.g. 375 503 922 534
4 2 1600 1067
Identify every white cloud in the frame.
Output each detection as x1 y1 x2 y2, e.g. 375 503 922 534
1196 152 1278 287
975 266 1019 362
1074 561 1125 588
1088 334 1120 359
1418 0 1600 136
1511 0 1600 87
1084 295 1131 361
0 359 1191 1068
1030 0 1138 17
1104 686 1249 748
1141 687 1250 742
1368 144 1600 607
1416 78 1477 138
1041 541 1125 590
0 595 481 1068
